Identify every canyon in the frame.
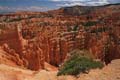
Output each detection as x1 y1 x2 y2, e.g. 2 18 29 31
0 3 120 80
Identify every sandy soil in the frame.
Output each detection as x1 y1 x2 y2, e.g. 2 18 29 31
0 59 120 80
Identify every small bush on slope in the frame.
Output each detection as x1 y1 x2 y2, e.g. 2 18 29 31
57 54 104 76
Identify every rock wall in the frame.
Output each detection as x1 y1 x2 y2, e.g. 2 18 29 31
0 25 24 54
22 41 45 70
0 24 120 70
0 44 24 67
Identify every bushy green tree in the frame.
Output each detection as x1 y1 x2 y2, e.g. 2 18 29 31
73 25 79 31
83 21 97 27
57 53 104 76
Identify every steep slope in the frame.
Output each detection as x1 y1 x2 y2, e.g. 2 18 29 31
0 46 24 67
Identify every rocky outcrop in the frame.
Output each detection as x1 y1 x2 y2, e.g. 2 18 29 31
0 44 24 67
48 37 68 66
0 25 25 54
22 41 45 70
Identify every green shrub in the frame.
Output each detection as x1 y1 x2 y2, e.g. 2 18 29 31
57 54 104 76
73 25 79 31
83 21 97 27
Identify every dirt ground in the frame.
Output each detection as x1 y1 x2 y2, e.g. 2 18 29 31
0 59 120 80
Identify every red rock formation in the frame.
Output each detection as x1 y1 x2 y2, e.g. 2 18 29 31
0 4 119 70
49 37 68 66
22 41 44 70
0 25 24 54
0 44 24 67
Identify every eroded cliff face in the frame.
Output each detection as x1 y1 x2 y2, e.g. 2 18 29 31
1 25 119 71
0 4 120 70
0 44 24 67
